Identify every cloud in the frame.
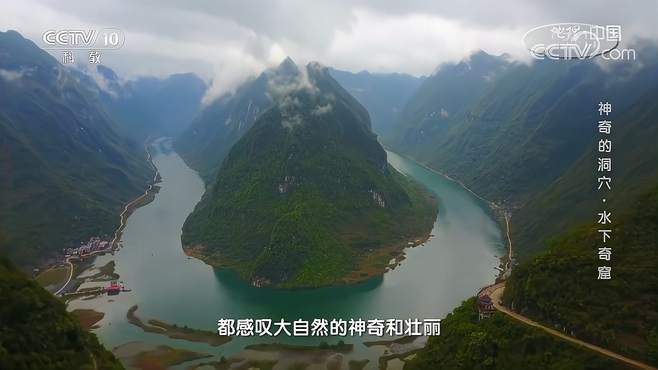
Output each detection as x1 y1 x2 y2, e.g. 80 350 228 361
312 103 333 116
1 0 656 97
0 68 24 82
267 66 318 101
326 9 531 75
72 63 122 97
266 66 319 128
0 67 34 82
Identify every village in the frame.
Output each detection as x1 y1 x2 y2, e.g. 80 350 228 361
63 236 113 259
32 234 133 298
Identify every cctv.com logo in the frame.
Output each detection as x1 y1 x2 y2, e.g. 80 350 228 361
523 23 636 60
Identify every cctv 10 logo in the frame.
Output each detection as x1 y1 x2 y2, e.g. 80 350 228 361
42 28 125 50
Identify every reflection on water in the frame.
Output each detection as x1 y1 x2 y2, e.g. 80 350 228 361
212 268 385 307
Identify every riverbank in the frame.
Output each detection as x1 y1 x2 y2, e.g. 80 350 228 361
72 308 105 330
189 341 357 370
44 143 161 298
110 142 162 249
184 225 434 289
383 147 514 279
341 229 433 285
36 265 69 291
62 142 503 370
34 141 161 294
182 174 438 289
113 341 211 370
127 305 232 347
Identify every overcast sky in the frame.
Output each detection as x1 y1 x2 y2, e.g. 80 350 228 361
2 0 657 100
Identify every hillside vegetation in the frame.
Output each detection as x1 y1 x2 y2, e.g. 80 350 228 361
386 46 658 259
405 297 631 370
0 254 123 370
182 61 437 288
0 30 152 267
504 188 658 365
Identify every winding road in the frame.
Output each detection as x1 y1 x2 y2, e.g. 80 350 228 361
53 143 159 297
53 259 74 296
489 285 658 370
482 188 655 369
110 144 160 249
424 157 655 369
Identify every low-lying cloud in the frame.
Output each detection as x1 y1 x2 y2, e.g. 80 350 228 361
1 0 656 102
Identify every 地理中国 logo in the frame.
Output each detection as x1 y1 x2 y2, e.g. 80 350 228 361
522 23 635 60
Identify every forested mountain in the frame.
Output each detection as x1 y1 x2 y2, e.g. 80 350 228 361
405 296 632 370
402 47 657 369
176 62 423 183
181 60 437 288
0 30 152 266
504 188 658 365
385 50 511 148
175 57 300 182
328 68 423 136
406 187 657 370
386 45 658 259
73 65 206 143
0 254 124 370
513 87 658 256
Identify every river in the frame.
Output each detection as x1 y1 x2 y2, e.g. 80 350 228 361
69 138 505 369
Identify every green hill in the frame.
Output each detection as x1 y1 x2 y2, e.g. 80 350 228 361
504 188 658 365
175 57 299 183
0 30 152 267
73 65 207 143
181 61 437 288
386 45 658 259
0 254 123 370
328 67 423 137
406 188 656 370
512 87 658 257
404 297 631 370
388 46 657 369
385 50 511 152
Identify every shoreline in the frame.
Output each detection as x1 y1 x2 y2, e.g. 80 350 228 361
127 305 232 347
110 142 161 249
182 198 437 290
383 147 514 280
64 142 507 368
49 141 161 296
181 174 438 289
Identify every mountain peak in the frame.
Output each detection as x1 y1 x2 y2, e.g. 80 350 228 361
181 55 437 288
96 64 119 81
280 56 296 66
1 29 24 40
471 49 490 57
276 56 299 75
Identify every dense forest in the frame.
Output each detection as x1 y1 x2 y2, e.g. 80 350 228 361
407 188 657 368
504 188 658 365
182 62 437 288
0 254 123 370
405 297 631 370
0 30 153 267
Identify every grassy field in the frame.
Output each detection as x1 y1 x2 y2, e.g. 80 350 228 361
114 342 210 370
127 305 232 347
35 266 69 292
71 309 105 330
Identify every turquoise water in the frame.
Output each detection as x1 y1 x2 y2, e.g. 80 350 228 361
69 139 504 368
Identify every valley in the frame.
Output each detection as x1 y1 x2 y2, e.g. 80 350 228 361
62 138 503 369
0 13 656 369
